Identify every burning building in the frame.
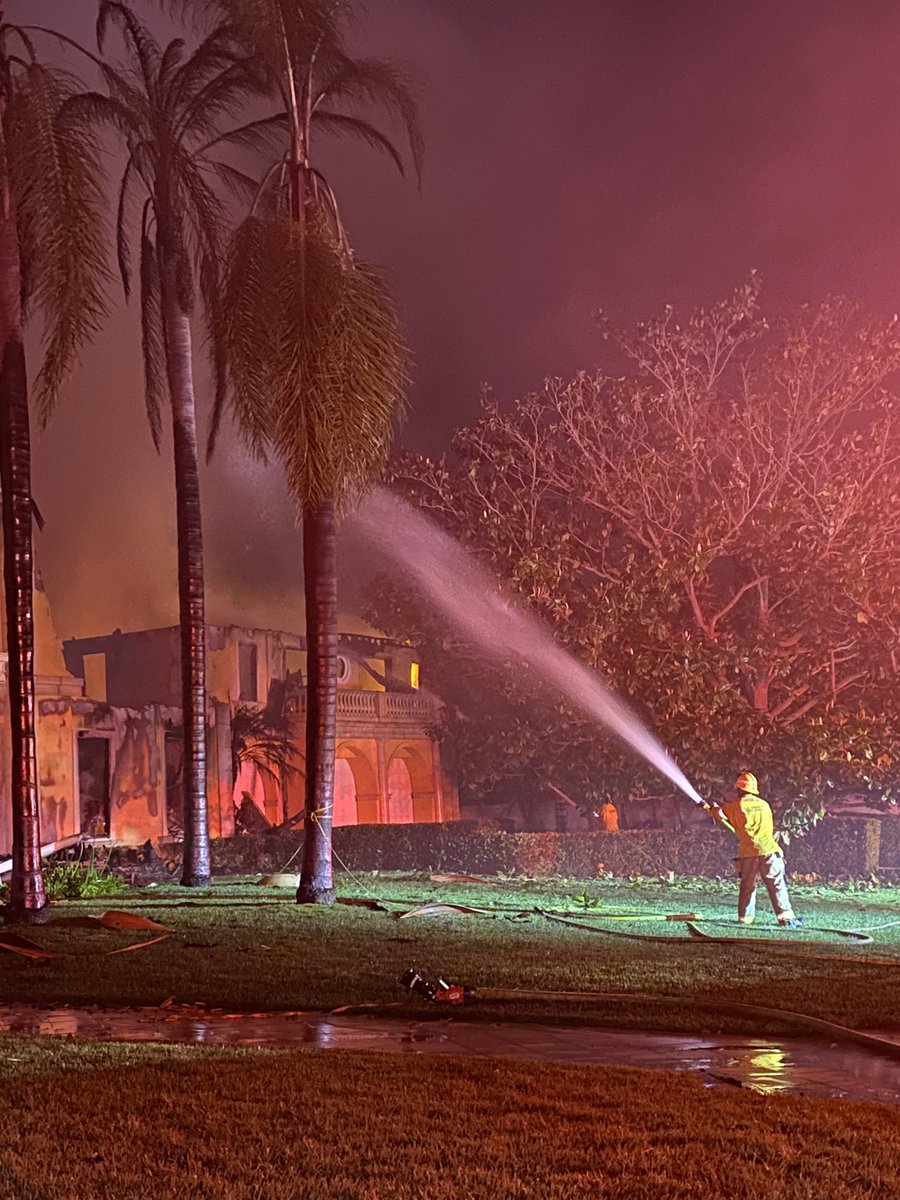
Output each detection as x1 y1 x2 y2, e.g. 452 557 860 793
0 570 456 860
63 624 458 841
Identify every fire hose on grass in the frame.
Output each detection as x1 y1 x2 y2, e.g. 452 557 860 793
395 902 885 955
538 910 874 944
534 910 900 966
398 969 900 1061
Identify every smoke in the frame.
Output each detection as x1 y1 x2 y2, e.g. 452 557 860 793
18 0 900 638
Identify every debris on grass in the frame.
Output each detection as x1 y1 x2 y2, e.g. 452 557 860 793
99 911 170 932
256 874 300 889
0 931 60 960
0 911 171 961
106 934 171 955
429 873 488 884
398 902 499 919
336 897 388 912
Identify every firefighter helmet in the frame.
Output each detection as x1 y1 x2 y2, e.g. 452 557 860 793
735 772 759 795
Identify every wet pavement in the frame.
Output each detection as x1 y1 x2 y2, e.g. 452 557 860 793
1 1004 898 1105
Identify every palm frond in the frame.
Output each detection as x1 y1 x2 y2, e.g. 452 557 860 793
175 56 259 142
192 217 228 460
3 22 38 63
307 165 348 248
7 64 110 419
60 89 141 141
313 56 423 186
157 36 186 98
139 225 166 450
169 136 225 278
167 26 240 113
312 110 406 176
228 0 337 78
97 1 161 103
231 702 299 785
198 111 289 157
154 0 338 76
114 152 138 296
205 159 262 204
150 0 226 32
95 55 155 123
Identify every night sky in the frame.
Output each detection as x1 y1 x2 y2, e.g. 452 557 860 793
11 0 900 637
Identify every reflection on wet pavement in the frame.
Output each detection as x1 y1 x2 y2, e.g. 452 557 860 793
1 1005 897 1106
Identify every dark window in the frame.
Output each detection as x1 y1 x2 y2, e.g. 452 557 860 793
239 643 258 701
78 736 111 838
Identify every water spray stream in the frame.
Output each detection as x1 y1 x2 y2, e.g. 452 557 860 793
353 488 707 809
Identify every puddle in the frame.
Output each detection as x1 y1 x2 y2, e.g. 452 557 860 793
0 1005 897 1105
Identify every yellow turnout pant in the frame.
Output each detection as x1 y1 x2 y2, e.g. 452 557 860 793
737 852 794 921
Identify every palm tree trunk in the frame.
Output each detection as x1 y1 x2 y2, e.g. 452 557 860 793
0 187 47 922
160 255 210 888
297 497 337 905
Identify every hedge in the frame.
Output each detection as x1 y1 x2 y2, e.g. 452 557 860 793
207 816 884 881
880 820 900 869
787 817 881 877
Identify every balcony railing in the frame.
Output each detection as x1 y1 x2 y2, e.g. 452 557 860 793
293 688 437 723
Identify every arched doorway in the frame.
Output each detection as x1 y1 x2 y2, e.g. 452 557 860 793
385 755 414 824
384 743 439 823
333 757 358 826
333 743 378 826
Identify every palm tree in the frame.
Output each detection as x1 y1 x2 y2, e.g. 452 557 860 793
0 12 108 922
73 1 253 886
204 0 421 903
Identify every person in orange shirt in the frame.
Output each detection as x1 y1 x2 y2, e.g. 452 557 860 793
709 772 802 927
598 800 619 832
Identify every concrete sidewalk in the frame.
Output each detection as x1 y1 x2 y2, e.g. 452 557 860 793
2 1003 898 1105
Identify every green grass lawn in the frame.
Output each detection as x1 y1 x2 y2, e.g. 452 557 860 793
1 873 898 1034
0 1037 898 1200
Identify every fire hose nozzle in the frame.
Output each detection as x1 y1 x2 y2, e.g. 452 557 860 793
400 968 474 1005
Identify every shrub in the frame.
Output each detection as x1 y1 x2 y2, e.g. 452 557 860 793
208 816 885 881
330 818 882 879
41 862 127 900
788 818 880 876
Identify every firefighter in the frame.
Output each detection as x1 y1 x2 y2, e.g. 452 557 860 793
709 772 802 927
598 800 620 832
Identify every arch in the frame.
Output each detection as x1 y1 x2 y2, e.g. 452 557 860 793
385 742 438 823
333 759 357 826
385 755 414 824
334 742 378 826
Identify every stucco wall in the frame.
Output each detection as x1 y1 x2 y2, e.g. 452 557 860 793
84 705 168 844
0 690 84 857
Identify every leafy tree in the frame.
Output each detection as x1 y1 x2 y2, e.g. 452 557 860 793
205 0 420 903
377 281 900 825
0 11 108 920
71 1 255 885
